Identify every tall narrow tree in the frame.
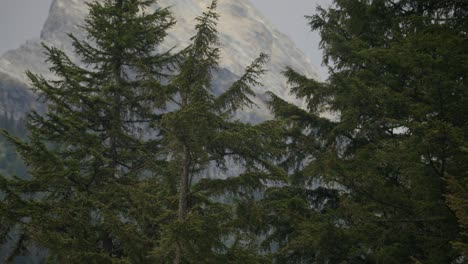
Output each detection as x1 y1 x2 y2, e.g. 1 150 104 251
149 1 281 263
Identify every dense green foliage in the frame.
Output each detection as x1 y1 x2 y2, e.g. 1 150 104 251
266 0 468 263
1 0 467 263
148 2 281 263
1 0 177 262
0 0 281 263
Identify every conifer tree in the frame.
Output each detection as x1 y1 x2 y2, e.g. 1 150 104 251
267 0 467 263
0 0 176 262
1 0 283 263
148 1 281 263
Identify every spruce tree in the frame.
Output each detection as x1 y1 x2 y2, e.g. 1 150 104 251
0 0 176 262
267 0 467 263
148 1 281 263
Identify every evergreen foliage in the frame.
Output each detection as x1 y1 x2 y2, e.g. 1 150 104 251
0 0 280 263
266 0 467 263
1 0 177 262
148 2 282 263
1 0 466 263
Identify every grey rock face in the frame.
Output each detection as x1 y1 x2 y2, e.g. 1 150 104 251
0 72 36 120
0 0 318 122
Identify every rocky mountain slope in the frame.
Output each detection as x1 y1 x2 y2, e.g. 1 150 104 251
0 0 318 123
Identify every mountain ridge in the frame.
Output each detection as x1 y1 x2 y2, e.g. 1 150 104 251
0 0 319 122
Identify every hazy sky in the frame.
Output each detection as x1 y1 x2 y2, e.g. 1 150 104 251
0 0 332 78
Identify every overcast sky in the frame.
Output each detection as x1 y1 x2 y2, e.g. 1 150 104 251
0 0 332 79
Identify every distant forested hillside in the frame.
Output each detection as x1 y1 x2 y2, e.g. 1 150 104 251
0 113 27 178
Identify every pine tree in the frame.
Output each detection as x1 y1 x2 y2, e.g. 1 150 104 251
0 0 176 262
267 0 467 263
147 1 281 263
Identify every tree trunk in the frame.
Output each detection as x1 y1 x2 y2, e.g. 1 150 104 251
103 233 113 256
174 145 190 264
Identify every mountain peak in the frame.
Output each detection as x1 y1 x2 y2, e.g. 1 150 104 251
0 0 318 121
